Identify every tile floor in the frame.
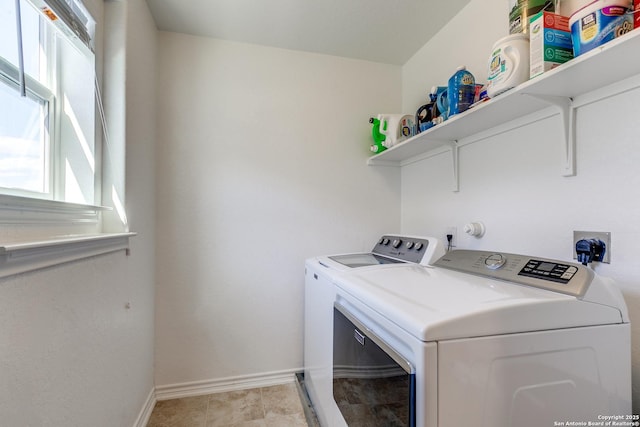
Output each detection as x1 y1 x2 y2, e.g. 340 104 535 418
147 382 312 427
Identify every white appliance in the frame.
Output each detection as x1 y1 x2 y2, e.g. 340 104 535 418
304 239 631 427
304 235 445 427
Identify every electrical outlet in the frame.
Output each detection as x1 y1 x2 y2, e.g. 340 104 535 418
573 231 611 264
446 226 457 249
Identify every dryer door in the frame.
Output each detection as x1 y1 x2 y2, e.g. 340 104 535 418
333 303 416 427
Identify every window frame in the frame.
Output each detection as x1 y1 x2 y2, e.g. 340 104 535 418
1 0 104 207
0 0 133 275
0 52 56 199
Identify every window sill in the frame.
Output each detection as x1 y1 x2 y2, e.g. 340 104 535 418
0 194 109 224
0 232 136 279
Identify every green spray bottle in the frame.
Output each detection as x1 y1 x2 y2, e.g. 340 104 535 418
369 117 387 154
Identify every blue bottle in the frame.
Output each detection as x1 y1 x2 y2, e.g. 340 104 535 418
447 66 475 117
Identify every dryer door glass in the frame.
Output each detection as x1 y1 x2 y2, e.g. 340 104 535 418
333 304 416 427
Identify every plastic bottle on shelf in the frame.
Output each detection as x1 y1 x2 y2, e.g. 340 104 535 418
447 66 476 117
369 114 415 150
486 33 530 98
369 117 387 153
415 89 438 133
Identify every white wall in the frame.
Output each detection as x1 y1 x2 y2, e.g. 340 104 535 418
0 0 157 425
401 0 640 412
123 0 158 420
0 254 138 425
154 32 401 386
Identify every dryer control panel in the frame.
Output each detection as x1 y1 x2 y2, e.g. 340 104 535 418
434 250 594 297
518 259 579 283
371 235 432 264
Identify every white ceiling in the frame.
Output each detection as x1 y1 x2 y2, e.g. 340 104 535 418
145 0 471 65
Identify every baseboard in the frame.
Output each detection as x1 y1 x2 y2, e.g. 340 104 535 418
154 368 301 401
133 387 156 427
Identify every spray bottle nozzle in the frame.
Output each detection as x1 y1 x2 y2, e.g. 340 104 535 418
575 238 606 266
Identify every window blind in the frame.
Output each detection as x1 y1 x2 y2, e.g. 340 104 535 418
27 0 94 52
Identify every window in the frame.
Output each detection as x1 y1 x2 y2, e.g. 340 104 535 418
0 0 97 205
0 0 133 277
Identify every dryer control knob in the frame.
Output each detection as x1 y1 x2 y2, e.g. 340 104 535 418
405 241 415 249
392 239 402 248
414 242 424 251
485 253 506 270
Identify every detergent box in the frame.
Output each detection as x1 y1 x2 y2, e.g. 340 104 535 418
529 11 574 78
635 0 640 29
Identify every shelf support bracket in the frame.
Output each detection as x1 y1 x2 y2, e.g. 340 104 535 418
448 141 459 192
523 94 576 177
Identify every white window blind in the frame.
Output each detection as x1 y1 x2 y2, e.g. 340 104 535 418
27 0 94 51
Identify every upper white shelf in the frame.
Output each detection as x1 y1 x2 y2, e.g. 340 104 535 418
367 29 640 166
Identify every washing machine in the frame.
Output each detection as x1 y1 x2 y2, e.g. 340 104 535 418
305 244 631 427
304 235 446 427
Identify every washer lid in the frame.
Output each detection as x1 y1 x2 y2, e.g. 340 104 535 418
335 260 627 342
311 235 446 273
328 253 405 268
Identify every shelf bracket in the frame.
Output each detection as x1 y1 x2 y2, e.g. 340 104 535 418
448 141 459 192
523 94 576 177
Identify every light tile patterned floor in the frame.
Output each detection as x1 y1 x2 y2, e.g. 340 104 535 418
147 383 310 427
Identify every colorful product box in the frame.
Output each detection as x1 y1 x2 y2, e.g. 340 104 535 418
529 11 574 78
635 0 640 29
